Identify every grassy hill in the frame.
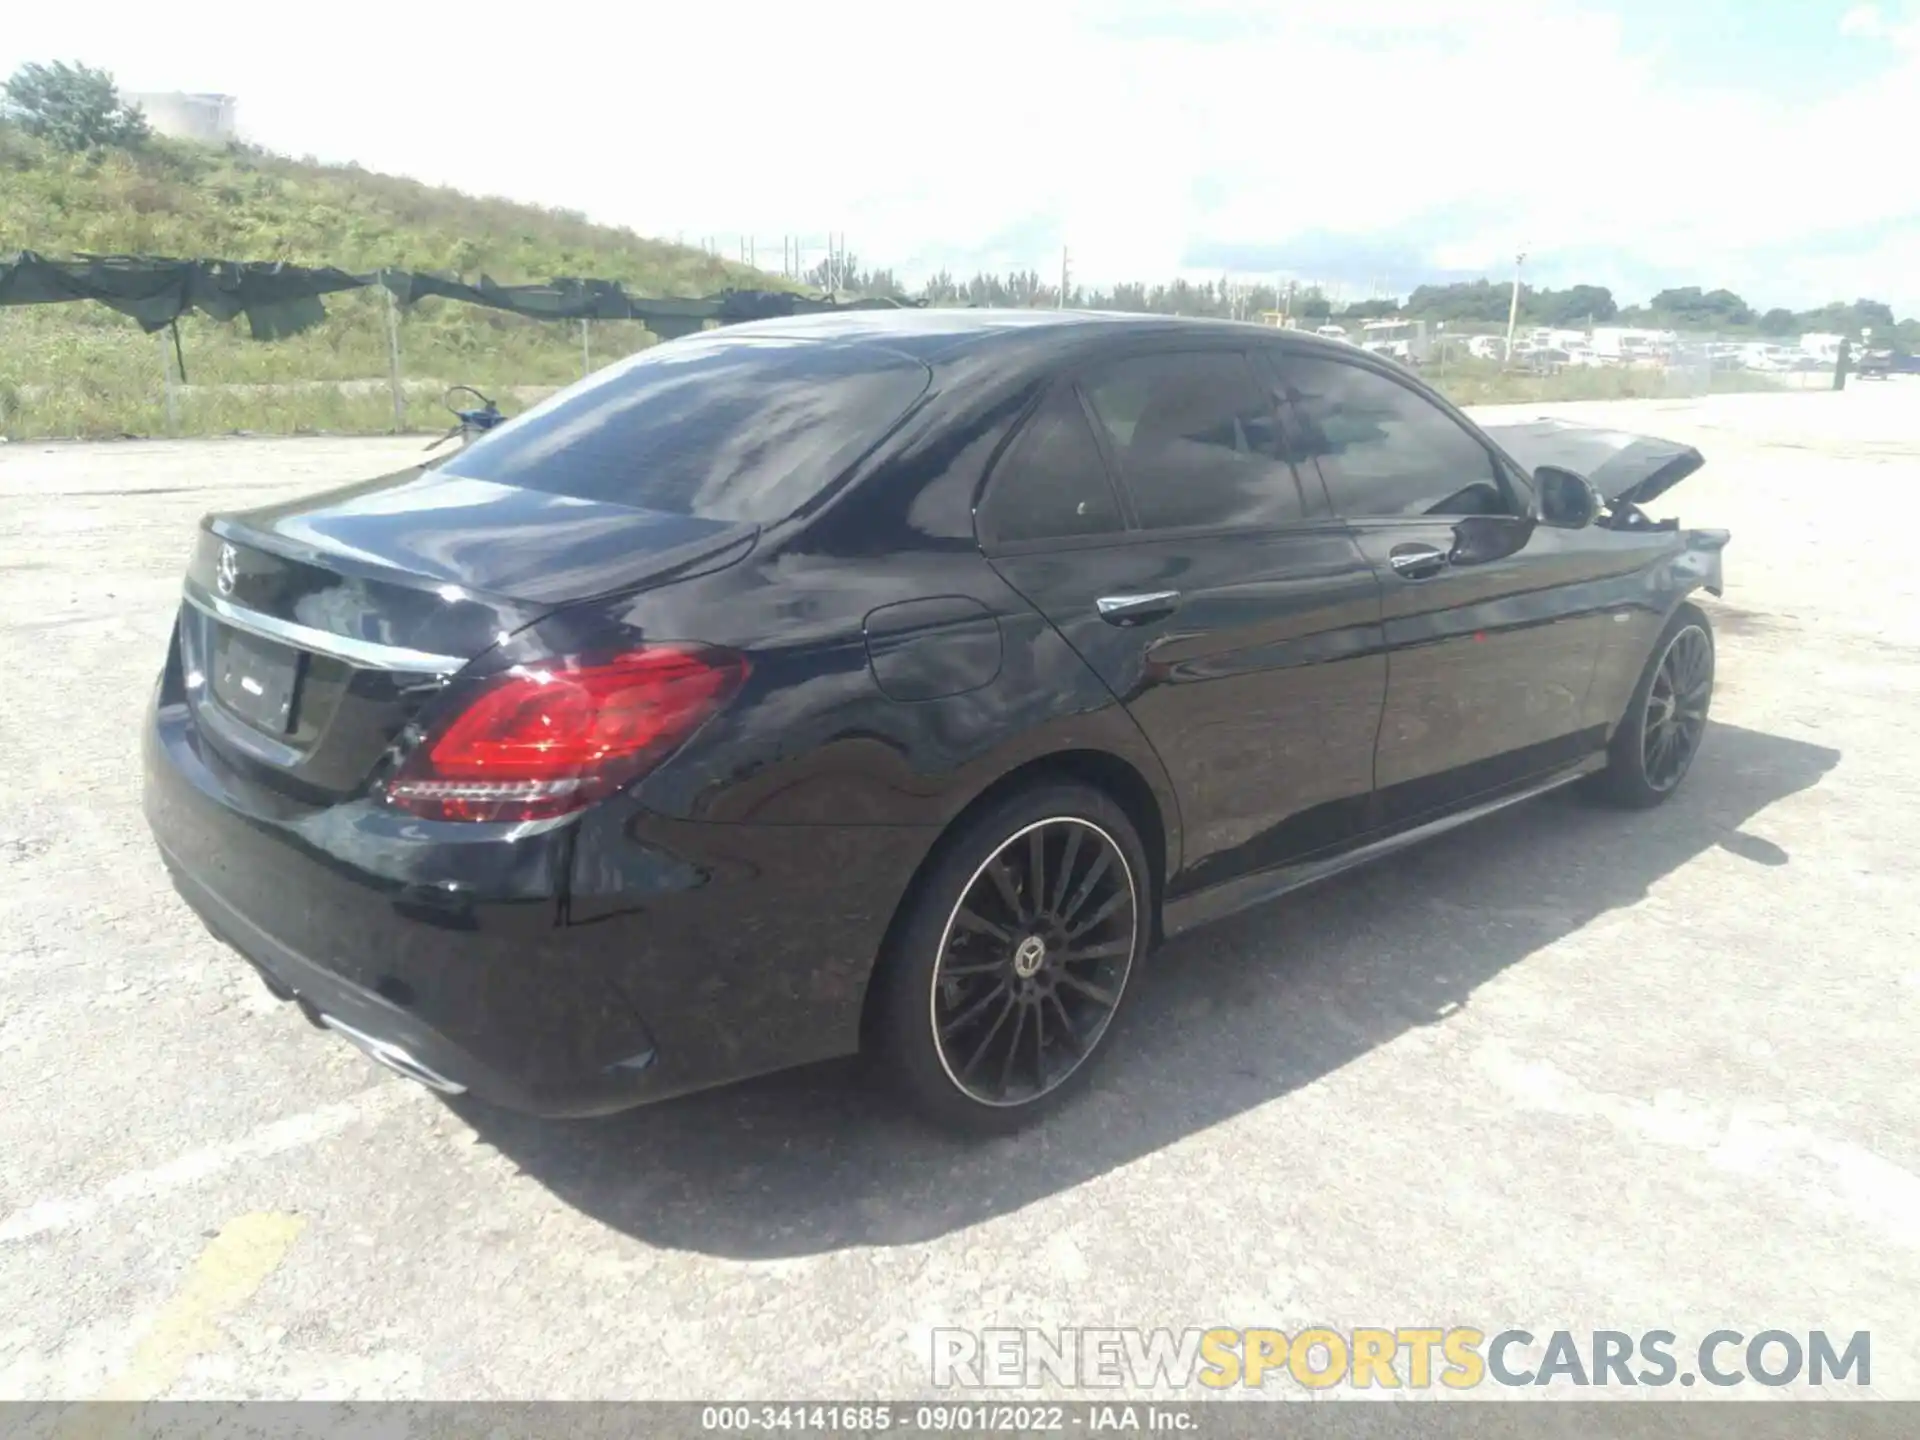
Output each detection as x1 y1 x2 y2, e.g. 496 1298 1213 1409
0 126 780 437
0 126 1790 439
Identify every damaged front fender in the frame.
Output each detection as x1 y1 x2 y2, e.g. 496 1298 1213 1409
1484 418 1732 591
1678 527 1730 597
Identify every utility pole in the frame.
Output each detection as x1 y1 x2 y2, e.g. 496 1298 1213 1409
1058 247 1070 309
382 287 405 434
156 328 178 436
1504 249 1527 365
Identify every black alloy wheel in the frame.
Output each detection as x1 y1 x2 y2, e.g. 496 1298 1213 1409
1643 624 1713 792
872 783 1149 1133
930 816 1138 1108
1590 602 1716 809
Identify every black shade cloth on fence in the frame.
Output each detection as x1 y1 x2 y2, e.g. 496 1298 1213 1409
0 252 368 339
378 270 642 324
0 252 920 341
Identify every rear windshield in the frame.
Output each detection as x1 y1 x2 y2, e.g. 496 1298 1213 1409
443 336 931 522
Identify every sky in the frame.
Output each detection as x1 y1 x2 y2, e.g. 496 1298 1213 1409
4 0 1917 313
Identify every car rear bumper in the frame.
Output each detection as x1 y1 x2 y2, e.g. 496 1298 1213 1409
153 844 662 1112
143 685 937 1117
145 698 666 1115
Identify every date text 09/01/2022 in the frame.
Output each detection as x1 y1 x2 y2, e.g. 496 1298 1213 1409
699 1404 1194 1432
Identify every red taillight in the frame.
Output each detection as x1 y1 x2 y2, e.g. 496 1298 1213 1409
386 645 747 823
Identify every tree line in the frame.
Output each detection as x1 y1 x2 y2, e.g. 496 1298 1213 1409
817 257 1918 350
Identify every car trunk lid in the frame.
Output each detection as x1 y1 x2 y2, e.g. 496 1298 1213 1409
175 468 757 801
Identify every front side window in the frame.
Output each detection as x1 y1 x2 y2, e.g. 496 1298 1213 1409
1276 355 1511 518
979 387 1125 545
1081 351 1305 531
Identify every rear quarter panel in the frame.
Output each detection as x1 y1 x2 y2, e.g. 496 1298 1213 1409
522 437 1179 1084
554 546 1177 835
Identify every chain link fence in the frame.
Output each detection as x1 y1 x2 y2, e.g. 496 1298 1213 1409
0 302 1855 442
1404 327 1845 407
0 290 648 441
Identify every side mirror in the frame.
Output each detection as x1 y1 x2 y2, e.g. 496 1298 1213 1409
1535 465 1603 528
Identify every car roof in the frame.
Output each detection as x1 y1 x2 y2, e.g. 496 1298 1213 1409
700 306 1362 366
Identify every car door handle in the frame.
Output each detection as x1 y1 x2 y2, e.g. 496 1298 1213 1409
1388 545 1449 581
1096 591 1181 626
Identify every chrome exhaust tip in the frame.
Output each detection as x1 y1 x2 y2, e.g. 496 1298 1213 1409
317 1013 467 1095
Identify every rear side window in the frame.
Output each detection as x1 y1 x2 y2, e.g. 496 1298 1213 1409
979 388 1125 545
1080 351 1305 531
1277 355 1510 518
443 336 931 522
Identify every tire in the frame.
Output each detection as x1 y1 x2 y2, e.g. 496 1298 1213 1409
871 782 1151 1135
1589 602 1716 809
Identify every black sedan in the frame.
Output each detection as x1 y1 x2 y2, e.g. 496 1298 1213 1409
144 310 1729 1133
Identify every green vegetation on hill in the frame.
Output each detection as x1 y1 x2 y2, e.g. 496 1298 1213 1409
0 123 780 437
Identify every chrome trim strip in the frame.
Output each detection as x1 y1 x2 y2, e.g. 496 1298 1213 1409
182 581 466 675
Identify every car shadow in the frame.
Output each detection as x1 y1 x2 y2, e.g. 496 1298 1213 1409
458 720 1838 1259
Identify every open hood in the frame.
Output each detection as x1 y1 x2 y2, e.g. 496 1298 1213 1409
1481 418 1705 509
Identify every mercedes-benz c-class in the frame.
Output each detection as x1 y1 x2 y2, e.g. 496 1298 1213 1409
144 310 1727 1132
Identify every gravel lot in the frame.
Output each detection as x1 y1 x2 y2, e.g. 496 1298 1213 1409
1 385 1916 1402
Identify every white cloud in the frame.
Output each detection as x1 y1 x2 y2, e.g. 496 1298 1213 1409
1840 0 1920 49
1840 5 1888 39
3 0 1918 310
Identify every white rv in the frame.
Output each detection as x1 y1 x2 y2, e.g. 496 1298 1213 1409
1357 318 1430 363
1738 342 1802 372
1799 333 1845 367
1589 327 1674 366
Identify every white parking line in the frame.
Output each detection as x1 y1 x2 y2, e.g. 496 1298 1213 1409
1474 1041 1920 1248
0 1086 406 1243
